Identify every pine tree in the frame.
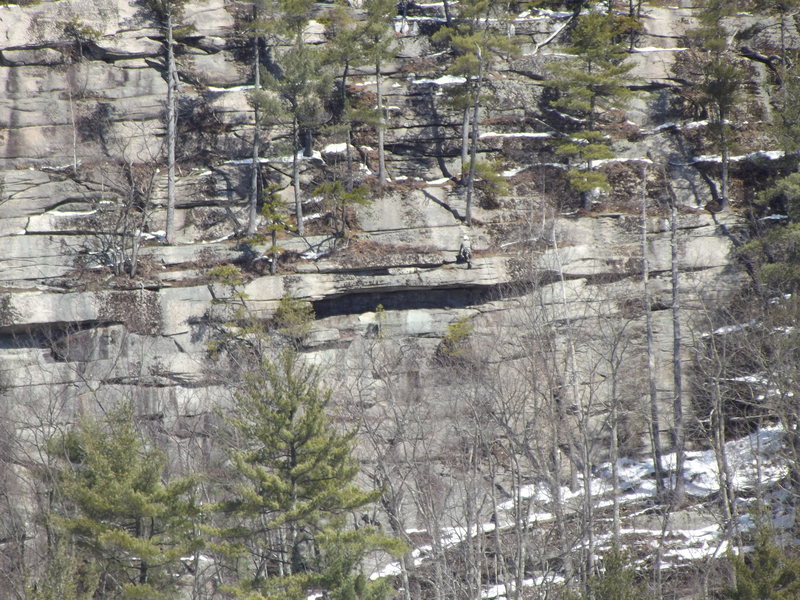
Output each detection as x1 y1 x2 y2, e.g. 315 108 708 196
361 0 397 191
753 0 800 61
47 407 201 599
686 0 744 211
245 0 270 237
739 174 800 292
142 0 189 244
547 11 636 211
698 56 743 211
215 348 395 598
723 518 800 600
322 2 368 191
585 545 645 600
772 63 800 164
433 0 518 225
313 180 371 240
258 0 332 237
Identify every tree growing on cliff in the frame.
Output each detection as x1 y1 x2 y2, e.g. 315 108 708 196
698 57 743 211
141 0 189 244
213 347 398 598
258 1 332 236
433 0 518 225
313 179 371 240
361 0 397 191
245 0 271 237
547 11 636 211
685 0 744 211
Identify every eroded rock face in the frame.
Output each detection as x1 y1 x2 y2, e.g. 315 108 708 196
0 0 759 544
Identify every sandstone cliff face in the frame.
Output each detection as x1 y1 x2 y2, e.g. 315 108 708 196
0 0 765 537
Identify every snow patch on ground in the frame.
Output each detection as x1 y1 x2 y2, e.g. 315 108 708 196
207 85 255 93
411 75 467 86
372 427 790 586
691 150 785 164
226 150 324 165
480 131 554 139
632 46 687 53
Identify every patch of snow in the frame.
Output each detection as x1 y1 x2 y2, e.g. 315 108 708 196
300 247 332 260
207 85 255 93
702 320 757 337
322 142 349 154
654 122 678 132
760 214 789 221
592 157 653 166
632 47 687 53
482 579 537 599
226 150 324 165
502 166 528 177
201 233 234 244
50 209 98 217
531 7 572 18
143 230 166 241
693 150 785 164
411 75 467 86
426 177 452 186
480 131 554 139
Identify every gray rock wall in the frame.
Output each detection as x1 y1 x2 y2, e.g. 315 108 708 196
0 0 761 534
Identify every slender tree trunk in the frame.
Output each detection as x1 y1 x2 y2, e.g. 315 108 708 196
719 107 729 210
550 222 579 585
293 115 303 236
611 398 621 542
130 169 157 278
581 424 594 591
376 56 387 190
465 57 484 227
342 62 355 193
248 33 261 236
461 106 470 181
165 10 177 245
66 60 78 173
641 169 665 496
509 455 526 600
442 0 452 25
670 193 686 502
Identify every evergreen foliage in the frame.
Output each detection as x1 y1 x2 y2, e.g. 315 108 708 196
436 315 474 364
432 0 518 223
547 10 636 210
361 0 397 189
214 348 394 598
772 64 800 154
47 407 201 599
723 519 800 600
313 180 371 239
585 545 646 600
740 173 800 292
272 293 315 343
25 538 99 600
254 1 333 236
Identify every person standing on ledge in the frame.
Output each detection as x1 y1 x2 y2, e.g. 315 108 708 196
458 233 472 269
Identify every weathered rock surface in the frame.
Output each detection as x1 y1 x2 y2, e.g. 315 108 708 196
0 0 769 552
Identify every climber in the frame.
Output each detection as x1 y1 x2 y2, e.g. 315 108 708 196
457 233 472 269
